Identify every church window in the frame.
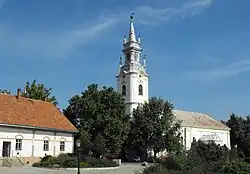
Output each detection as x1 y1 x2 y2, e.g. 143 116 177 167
15 139 22 150
126 53 131 62
122 85 126 95
43 140 49 151
60 141 65 151
139 84 143 95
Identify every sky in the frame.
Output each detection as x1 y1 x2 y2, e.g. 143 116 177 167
0 0 250 121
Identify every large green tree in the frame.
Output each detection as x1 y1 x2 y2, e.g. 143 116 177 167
223 113 250 159
21 80 57 104
129 97 182 159
63 84 130 158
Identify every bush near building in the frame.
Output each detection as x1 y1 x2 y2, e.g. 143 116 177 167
142 140 250 174
32 153 118 168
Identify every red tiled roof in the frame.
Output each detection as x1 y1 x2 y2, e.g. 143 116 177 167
0 93 78 132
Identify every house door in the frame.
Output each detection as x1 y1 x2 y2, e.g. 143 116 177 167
2 141 11 157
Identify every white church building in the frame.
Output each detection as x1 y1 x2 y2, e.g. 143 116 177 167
116 15 231 153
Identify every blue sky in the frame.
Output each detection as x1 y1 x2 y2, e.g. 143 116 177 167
0 0 250 121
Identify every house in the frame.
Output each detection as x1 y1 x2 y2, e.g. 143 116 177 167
0 89 78 164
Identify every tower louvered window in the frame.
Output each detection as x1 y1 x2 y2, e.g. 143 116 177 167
139 84 143 95
122 85 126 95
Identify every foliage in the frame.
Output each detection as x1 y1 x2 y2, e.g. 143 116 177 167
63 84 130 158
32 154 118 168
222 159 250 174
129 97 182 159
142 141 233 174
0 80 57 104
0 89 11 94
21 80 58 104
222 113 250 159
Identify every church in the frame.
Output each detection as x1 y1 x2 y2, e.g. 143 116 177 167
116 15 231 155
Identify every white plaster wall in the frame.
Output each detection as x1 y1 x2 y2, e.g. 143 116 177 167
0 127 33 157
0 126 74 158
180 126 231 150
117 71 149 115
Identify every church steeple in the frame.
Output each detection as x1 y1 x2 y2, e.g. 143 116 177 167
117 12 149 115
122 13 143 65
128 14 137 43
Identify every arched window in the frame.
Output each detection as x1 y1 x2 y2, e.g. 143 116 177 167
122 85 126 95
139 84 143 95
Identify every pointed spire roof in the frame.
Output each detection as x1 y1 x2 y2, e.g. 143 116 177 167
128 13 137 43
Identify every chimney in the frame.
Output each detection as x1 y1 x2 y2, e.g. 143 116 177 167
17 88 21 101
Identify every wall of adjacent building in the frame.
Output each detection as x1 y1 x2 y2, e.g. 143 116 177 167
155 126 230 157
0 126 74 158
180 126 231 150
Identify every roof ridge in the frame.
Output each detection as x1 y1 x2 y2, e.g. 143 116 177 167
174 109 209 115
0 93 53 105
173 109 230 130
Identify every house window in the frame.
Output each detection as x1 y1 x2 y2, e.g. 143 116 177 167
60 141 65 151
15 139 22 150
139 85 143 95
122 85 126 95
43 140 49 151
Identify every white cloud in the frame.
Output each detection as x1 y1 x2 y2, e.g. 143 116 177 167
187 60 250 79
135 0 213 26
0 17 119 60
0 0 213 60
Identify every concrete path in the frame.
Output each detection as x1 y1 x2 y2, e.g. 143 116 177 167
0 163 144 174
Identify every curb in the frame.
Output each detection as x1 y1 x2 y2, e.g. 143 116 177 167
63 166 120 171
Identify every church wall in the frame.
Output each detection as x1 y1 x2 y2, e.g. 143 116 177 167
0 126 74 158
180 126 231 150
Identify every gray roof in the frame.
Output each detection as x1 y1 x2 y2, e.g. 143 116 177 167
173 110 230 131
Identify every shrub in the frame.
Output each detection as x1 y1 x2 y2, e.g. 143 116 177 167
83 156 118 167
222 160 250 174
32 162 41 167
57 153 76 167
33 154 118 168
161 154 188 171
40 155 52 163
80 162 89 168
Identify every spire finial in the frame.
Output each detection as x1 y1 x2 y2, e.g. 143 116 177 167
143 54 146 69
138 33 141 44
128 10 136 42
119 56 122 66
130 10 135 21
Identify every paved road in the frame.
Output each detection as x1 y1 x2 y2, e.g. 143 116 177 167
0 163 144 174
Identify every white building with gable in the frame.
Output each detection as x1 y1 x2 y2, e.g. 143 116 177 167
116 14 231 154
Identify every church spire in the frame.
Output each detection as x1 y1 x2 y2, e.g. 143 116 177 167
128 12 137 43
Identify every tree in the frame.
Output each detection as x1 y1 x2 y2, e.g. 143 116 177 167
63 84 130 158
0 89 11 94
129 97 182 159
223 113 250 158
21 80 57 105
